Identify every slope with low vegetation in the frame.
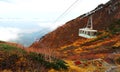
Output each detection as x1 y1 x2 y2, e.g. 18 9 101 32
58 19 120 60
0 42 68 72
28 0 120 71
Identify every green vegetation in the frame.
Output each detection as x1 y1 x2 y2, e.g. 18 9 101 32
108 19 120 34
0 43 68 72
29 52 68 70
0 44 26 54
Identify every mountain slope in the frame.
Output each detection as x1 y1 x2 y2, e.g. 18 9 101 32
30 0 120 49
29 0 120 64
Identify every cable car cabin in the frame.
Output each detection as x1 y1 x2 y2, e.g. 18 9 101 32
79 28 97 38
78 15 97 38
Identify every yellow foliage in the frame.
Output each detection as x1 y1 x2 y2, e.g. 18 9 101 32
114 41 120 47
60 45 72 50
49 60 109 72
2 70 12 72
74 48 83 54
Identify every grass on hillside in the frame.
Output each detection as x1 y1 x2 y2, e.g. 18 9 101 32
0 43 68 72
0 43 26 54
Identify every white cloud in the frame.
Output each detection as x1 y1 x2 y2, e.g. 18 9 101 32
0 0 109 21
0 27 21 41
37 22 65 30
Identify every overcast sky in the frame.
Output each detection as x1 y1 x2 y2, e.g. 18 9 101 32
0 0 109 22
0 0 110 41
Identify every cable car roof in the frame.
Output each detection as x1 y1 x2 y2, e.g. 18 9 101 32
79 28 97 32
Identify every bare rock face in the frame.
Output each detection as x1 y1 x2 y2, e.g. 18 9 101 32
30 0 120 49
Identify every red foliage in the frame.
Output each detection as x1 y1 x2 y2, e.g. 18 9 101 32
74 61 81 65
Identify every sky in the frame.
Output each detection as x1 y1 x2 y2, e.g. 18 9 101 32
0 0 110 41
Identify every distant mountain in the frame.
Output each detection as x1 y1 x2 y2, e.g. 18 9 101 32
11 28 51 47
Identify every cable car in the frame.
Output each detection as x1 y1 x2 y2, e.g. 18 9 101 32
79 15 97 38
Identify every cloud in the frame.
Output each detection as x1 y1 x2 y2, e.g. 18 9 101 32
0 0 109 22
37 22 65 30
0 27 21 41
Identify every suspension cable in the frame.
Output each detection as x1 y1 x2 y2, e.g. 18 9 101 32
53 0 79 24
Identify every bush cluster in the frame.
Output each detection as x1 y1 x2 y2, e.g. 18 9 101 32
28 52 68 70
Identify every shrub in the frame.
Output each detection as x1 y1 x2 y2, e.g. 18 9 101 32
51 59 68 70
28 52 45 63
28 52 68 70
108 19 120 34
115 57 120 65
0 54 19 70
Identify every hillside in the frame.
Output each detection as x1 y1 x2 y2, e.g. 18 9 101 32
29 0 120 67
0 41 68 72
1 0 120 72
1 41 120 72
30 0 120 49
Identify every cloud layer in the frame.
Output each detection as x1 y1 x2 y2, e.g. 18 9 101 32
0 0 109 22
37 22 65 30
0 27 21 41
